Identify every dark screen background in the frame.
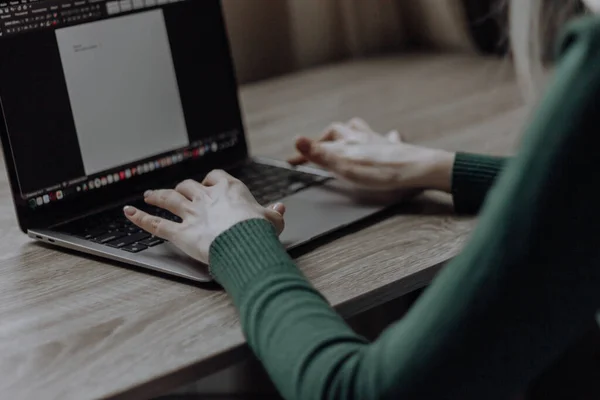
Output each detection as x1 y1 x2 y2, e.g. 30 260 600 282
0 0 241 195
0 30 83 193
165 2 242 142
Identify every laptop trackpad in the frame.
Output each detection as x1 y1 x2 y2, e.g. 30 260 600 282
279 180 396 248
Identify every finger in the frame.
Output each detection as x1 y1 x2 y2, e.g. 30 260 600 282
386 130 403 143
294 137 340 169
202 169 236 187
288 136 314 166
264 207 285 235
175 179 203 200
287 153 308 166
295 139 386 185
320 122 345 141
268 202 286 216
288 136 315 166
330 122 362 141
287 125 344 165
123 206 178 240
301 139 350 168
144 189 191 217
347 117 373 132
331 122 377 145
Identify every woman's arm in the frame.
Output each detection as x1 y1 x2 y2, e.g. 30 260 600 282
408 149 509 214
208 17 600 400
212 156 600 400
286 120 509 216
452 152 508 214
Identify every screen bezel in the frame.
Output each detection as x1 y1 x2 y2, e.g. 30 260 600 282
0 0 249 232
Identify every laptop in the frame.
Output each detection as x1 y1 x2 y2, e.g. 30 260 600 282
0 0 392 282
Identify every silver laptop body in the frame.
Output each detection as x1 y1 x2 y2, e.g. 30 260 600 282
0 0 392 282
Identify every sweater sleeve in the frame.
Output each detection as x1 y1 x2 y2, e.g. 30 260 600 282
209 16 600 400
452 152 507 214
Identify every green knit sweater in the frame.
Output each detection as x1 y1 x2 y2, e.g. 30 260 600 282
209 17 600 400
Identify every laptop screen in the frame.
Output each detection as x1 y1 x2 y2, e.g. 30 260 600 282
0 0 244 213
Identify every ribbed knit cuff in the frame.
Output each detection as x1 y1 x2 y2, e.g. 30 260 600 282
209 219 298 299
452 152 507 214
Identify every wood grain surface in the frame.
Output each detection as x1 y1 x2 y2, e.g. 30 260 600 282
0 54 525 399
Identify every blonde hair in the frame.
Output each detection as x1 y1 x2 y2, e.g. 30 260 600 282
509 0 584 102
510 0 543 102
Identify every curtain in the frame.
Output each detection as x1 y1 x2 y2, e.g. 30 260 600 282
222 0 405 83
404 0 476 51
287 0 406 66
222 0 474 84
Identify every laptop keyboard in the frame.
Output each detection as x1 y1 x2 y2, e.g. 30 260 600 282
57 201 176 253
229 162 329 205
57 163 329 254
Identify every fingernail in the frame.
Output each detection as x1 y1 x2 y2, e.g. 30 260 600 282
144 190 152 198
123 206 135 216
270 203 285 214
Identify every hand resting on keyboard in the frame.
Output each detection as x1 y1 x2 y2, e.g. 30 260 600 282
123 169 285 264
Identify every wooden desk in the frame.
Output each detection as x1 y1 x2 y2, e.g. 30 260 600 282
0 54 524 399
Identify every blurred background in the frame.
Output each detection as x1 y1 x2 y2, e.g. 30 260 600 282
221 0 503 84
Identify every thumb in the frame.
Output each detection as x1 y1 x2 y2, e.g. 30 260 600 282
265 203 286 235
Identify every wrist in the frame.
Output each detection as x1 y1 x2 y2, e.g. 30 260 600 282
421 149 455 193
209 219 293 293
